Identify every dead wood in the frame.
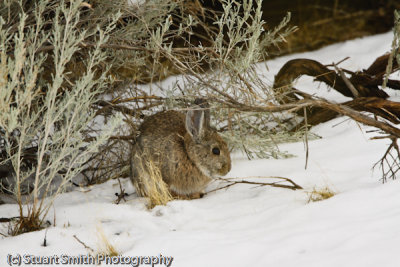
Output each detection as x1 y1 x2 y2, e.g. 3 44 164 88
273 53 400 128
273 58 389 101
365 53 399 79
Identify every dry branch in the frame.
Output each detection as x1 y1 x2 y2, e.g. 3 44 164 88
272 54 400 127
94 99 162 117
217 97 400 138
273 58 389 101
373 136 400 182
206 176 303 194
333 63 359 98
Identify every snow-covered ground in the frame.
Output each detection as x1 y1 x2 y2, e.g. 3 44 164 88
1 32 400 267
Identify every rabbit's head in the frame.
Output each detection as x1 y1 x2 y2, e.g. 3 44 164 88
183 105 231 178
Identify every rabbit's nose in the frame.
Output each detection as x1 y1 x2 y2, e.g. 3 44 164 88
220 162 231 175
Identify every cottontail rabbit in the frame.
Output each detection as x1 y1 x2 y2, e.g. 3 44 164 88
130 100 231 199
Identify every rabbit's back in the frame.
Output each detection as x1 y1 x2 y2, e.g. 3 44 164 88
135 110 187 160
139 110 186 138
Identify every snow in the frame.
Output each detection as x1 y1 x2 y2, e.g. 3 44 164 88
127 0 145 8
1 32 400 267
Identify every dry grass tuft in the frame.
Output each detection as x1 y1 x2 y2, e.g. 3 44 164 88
8 208 46 236
96 225 119 257
132 152 173 209
307 186 336 203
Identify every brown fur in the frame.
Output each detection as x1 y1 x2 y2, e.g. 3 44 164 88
131 110 231 198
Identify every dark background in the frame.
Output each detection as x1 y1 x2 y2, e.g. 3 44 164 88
203 0 399 56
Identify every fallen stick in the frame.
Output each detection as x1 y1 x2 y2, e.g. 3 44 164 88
206 176 303 194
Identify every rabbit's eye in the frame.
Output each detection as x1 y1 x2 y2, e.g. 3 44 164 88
212 147 220 155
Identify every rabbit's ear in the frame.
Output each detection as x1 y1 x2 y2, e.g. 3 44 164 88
194 98 210 128
185 108 205 141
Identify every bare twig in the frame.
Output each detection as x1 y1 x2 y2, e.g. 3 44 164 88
333 63 359 98
94 100 162 117
114 178 128 204
84 135 136 142
206 176 303 194
304 107 309 169
325 56 350 67
73 235 95 254
373 136 400 182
